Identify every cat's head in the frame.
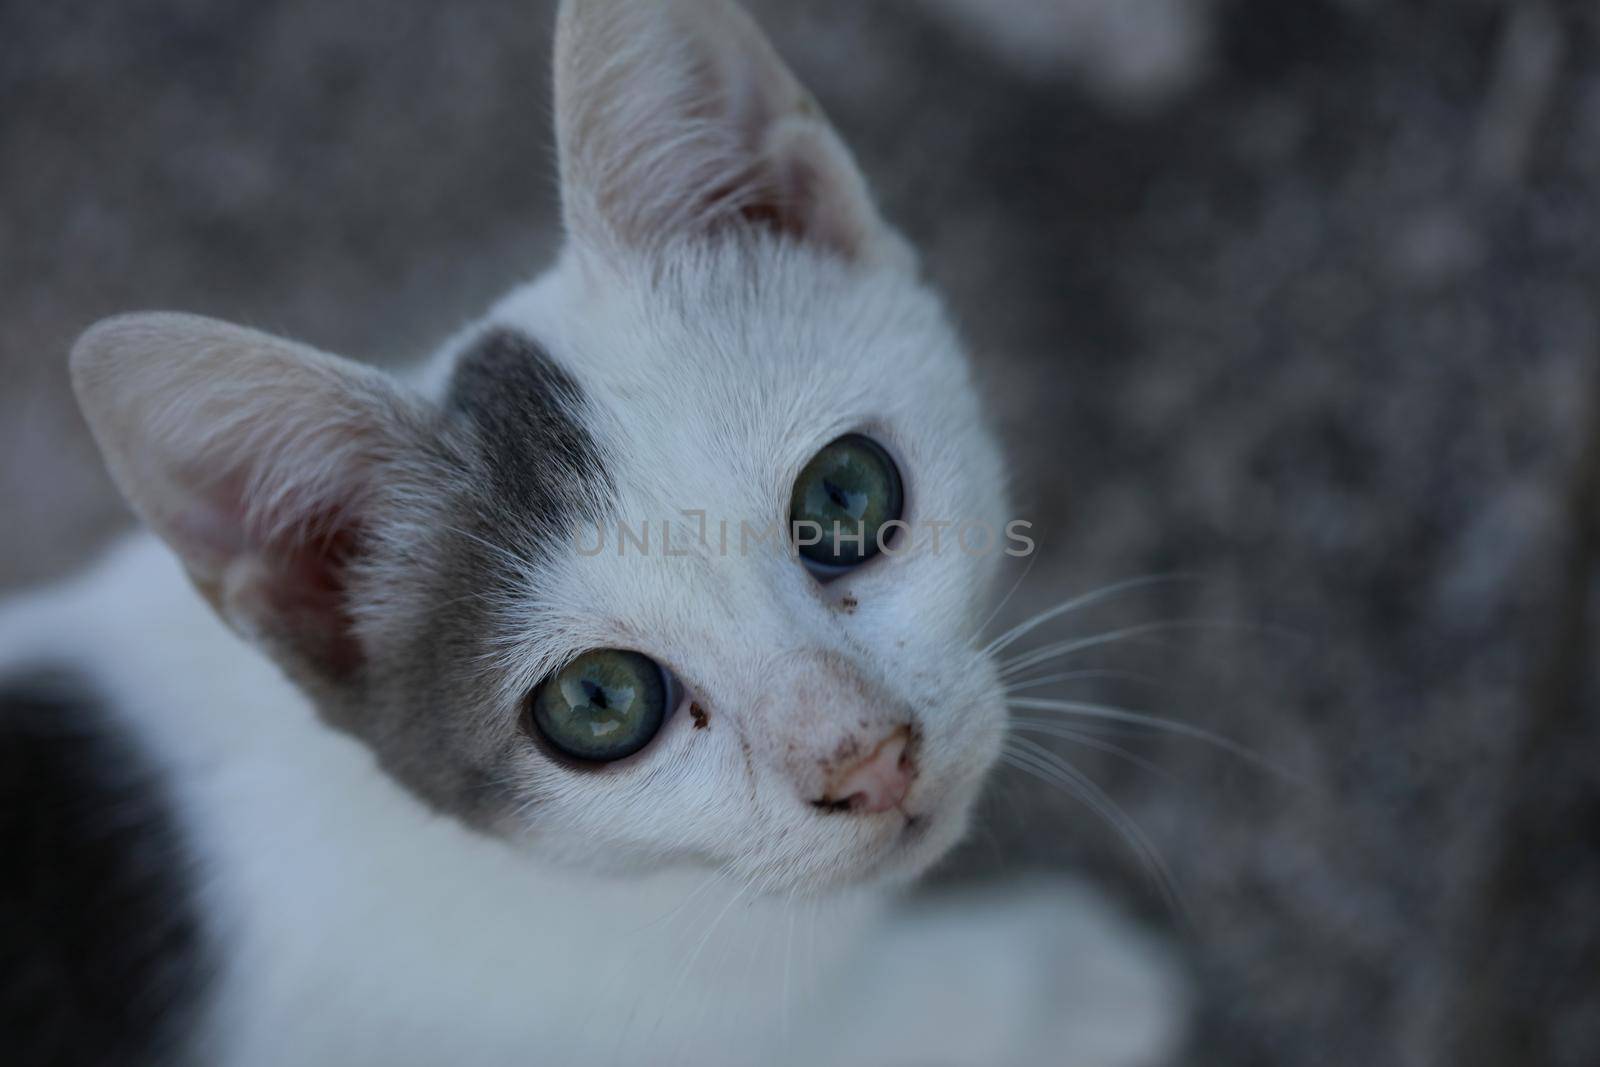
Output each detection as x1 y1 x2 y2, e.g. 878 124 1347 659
71 0 1011 893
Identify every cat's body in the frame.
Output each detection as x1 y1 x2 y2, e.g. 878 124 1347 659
2 2 1187 1063
1 533 1183 1066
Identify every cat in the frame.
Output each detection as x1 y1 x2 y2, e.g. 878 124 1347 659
0 1 1186 1064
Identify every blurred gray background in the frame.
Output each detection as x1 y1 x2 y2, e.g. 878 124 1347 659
2 1 1597 1064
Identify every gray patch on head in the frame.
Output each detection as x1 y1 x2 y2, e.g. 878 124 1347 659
330 328 617 830
443 328 615 517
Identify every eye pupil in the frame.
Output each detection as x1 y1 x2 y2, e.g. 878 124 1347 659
789 434 904 571
531 649 670 763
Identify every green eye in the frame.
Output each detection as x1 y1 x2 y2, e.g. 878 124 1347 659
789 434 905 569
530 649 670 763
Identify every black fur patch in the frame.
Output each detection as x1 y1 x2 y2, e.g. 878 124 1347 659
0 669 208 1067
446 328 613 517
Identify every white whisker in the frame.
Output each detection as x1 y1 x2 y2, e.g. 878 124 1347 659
973 551 1039 646
983 573 1200 657
1008 718 1180 783
652 872 759 1057
997 617 1292 679
1001 667 1163 695
1007 696 1303 785
999 737 1186 919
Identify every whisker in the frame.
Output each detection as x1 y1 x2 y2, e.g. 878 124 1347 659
1007 696 1303 785
999 737 1187 920
589 865 735 1059
997 617 1297 679
651 872 759 1056
1008 718 1180 784
1010 717 1185 740
983 573 1201 657
678 875 756 983
626 862 736 937
973 551 1040 646
1001 668 1163 695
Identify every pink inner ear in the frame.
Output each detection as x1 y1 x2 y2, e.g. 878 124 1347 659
259 512 367 682
72 309 401 686
157 467 256 573
715 122 873 260
178 459 370 683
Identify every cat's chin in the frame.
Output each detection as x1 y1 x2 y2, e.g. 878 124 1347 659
770 799 977 896
503 807 969 900
504 747 993 894
855 806 972 888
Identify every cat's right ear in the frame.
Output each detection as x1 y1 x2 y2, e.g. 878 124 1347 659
70 313 427 686
553 0 909 269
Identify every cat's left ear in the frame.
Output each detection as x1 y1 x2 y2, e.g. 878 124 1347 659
71 313 428 686
554 0 909 269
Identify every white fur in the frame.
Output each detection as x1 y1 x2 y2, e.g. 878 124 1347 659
6 1 1189 1062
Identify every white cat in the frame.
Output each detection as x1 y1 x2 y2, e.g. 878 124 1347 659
0 1 1186 1064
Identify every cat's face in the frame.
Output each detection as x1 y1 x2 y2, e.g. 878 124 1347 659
409 238 1009 891
71 0 1010 894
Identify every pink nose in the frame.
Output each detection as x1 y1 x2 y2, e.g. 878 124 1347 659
817 727 914 814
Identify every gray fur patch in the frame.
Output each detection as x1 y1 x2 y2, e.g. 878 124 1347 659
336 328 615 828
444 328 613 517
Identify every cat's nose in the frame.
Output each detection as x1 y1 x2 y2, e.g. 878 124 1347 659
814 726 914 814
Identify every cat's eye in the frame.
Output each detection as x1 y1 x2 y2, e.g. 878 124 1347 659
529 649 672 763
789 433 905 571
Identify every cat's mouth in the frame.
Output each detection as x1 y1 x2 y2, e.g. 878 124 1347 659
718 785 972 894
814 789 973 889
